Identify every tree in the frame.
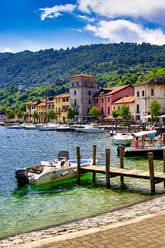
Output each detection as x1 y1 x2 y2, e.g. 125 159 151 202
32 110 40 122
16 111 23 120
89 106 100 119
67 107 77 121
112 109 120 118
6 109 15 119
23 113 28 122
149 100 161 119
119 105 132 120
47 109 57 122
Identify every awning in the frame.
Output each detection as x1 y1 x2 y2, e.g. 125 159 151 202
134 130 156 137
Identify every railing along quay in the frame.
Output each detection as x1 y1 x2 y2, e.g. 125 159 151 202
76 145 165 195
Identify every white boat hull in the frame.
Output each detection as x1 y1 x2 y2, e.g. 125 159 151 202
112 133 134 146
22 159 92 186
29 167 79 185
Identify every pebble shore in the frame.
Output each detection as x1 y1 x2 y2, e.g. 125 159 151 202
1 194 165 247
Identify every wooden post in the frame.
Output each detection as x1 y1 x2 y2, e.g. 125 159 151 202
163 150 165 189
148 152 155 195
77 147 81 185
120 146 124 184
106 149 110 189
92 145 96 182
163 134 165 146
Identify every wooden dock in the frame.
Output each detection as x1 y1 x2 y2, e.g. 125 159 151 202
76 146 165 195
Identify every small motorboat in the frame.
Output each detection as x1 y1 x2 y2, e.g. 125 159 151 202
75 124 104 133
38 123 58 131
7 125 23 129
56 125 75 131
21 123 36 130
15 151 93 186
112 133 134 146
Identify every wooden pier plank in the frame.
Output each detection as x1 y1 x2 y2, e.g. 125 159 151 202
80 166 165 180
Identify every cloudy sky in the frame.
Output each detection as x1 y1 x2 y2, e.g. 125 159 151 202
1 0 165 53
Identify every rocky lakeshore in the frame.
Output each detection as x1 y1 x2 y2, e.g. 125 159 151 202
1 194 165 247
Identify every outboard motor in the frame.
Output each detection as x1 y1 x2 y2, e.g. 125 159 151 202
15 169 29 187
117 145 124 156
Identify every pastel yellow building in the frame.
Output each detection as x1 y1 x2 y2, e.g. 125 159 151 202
25 101 38 122
36 101 47 123
25 94 70 123
54 93 70 123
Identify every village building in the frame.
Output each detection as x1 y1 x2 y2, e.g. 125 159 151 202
69 74 101 122
134 76 165 121
36 101 47 123
53 93 70 123
93 85 134 117
111 96 135 116
26 100 52 123
25 101 38 122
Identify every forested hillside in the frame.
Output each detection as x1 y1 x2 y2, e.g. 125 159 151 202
0 42 165 112
0 42 165 88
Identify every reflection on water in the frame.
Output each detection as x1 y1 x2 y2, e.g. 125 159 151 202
0 126 164 238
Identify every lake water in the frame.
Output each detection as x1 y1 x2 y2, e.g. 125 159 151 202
0 126 164 238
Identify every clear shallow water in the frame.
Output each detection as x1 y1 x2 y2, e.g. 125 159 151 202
0 126 164 238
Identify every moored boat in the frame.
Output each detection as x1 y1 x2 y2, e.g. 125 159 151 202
15 151 93 186
56 125 75 131
21 123 36 130
112 133 134 146
7 124 23 129
38 124 58 131
75 124 104 133
124 146 165 158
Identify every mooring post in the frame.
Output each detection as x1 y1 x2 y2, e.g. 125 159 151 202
77 146 81 185
163 150 165 189
163 134 165 146
106 149 110 189
120 146 124 184
92 145 96 182
148 152 155 195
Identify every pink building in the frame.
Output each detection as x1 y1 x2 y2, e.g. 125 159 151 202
93 85 134 117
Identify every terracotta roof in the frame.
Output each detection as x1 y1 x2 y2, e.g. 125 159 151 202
136 76 165 86
113 96 135 104
54 93 70 99
37 103 46 107
104 85 131 95
94 85 132 97
70 74 96 79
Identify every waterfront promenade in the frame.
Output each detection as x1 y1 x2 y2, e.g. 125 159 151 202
18 211 165 248
1 194 165 248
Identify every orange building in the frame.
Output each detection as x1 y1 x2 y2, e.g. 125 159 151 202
111 96 135 116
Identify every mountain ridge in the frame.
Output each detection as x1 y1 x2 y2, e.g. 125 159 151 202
0 42 165 88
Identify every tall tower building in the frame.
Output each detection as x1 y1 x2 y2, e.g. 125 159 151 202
69 74 101 122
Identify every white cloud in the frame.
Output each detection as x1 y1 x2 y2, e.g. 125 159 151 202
0 47 13 53
76 15 95 22
40 4 76 21
86 20 165 45
77 0 165 23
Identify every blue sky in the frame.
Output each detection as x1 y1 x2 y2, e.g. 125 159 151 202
0 0 165 53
